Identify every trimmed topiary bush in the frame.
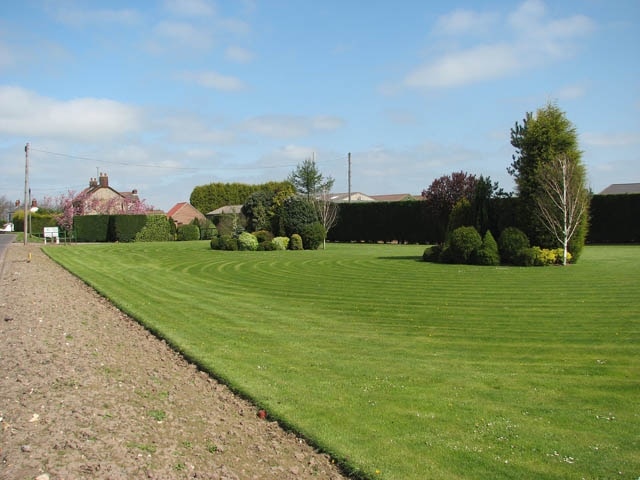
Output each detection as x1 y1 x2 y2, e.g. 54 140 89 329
254 230 274 243
300 222 325 250
272 236 290 250
176 224 200 241
290 233 303 250
210 236 223 250
258 240 276 251
422 244 442 263
498 227 530 265
134 215 174 242
448 226 482 264
514 247 537 267
238 231 259 251
475 230 500 266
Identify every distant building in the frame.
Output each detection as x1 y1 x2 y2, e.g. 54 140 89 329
206 205 243 217
599 183 640 195
77 173 144 214
167 202 206 226
322 192 421 203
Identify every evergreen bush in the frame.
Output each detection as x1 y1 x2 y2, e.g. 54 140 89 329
258 240 276 251
135 215 174 242
272 236 290 250
210 236 223 250
238 232 259 251
290 233 303 250
498 227 530 264
422 244 442 263
474 230 500 266
176 224 200 241
448 226 482 264
254 230 274 243
300 222 325 250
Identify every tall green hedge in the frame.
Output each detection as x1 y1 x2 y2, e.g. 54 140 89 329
73 214 173 242
588 194 640 243
110 215 148 242
328 195 638 245
11 211 58 236
75 215 111 242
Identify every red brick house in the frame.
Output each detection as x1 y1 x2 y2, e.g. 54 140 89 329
167 202 206 226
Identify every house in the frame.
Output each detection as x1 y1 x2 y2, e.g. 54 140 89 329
206 205 243 217
370 193 422 202
599 183 640 195
167 202 206 226
78 173 143 214
321 192 422 203
326 192 376 203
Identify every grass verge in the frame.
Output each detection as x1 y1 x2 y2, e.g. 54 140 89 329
44 242 640 479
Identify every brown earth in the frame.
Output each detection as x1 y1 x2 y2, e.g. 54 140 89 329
0 243 348 480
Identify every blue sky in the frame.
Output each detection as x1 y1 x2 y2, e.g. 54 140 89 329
1 0 638 211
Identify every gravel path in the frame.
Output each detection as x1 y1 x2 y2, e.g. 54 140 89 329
0 243 348 480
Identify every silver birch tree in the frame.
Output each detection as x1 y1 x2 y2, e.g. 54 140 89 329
314 189 339 250
535 154 589 265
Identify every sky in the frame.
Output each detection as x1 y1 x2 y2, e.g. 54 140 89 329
1 0 638 212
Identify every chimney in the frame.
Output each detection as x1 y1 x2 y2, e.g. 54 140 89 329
89 177 98 187
99 172 109 187
31 198 38 208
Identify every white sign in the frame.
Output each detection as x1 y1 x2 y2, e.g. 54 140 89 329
44 227 59 238
44 227 60 244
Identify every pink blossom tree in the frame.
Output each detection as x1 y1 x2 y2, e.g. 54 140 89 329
54 190 153 232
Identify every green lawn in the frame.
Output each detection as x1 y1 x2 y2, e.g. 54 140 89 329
44 242 640 479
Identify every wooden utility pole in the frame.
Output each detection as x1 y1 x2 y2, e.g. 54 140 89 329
348 152 351 203
23 143 29 245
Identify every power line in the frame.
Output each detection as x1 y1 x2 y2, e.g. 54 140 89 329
30 148 199 171
28 147 330 172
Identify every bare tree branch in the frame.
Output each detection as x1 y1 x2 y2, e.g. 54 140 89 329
535 154 589 265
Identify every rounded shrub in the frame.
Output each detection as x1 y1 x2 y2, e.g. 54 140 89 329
210 236 223 250
258 240 276 251
254 230 274 244
238 232 258 251
176 224 200 241
474 230 500 266
220 235 238 251
290 233 303 250
300 222 325 250
498 227 530 265
272 236 290 250
448 226 482 264
422 244 442 263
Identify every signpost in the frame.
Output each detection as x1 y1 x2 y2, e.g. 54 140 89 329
43 227 59 244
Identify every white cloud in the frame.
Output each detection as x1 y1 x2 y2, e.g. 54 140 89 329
244 115 344 139
554 84 587 100
181 71 246 91
151 21 214 51
53 7 140 27
0 86 141 140
0 41 14 70
433 9 498 36
225 46 253 63
157 114 237 144
405 43 522 88
163 0 216 17
403 0 595 90
582 132 640 147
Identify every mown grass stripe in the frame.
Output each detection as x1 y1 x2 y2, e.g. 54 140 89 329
44 242 640 480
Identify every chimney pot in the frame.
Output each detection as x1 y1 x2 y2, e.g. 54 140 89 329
99 173 109 187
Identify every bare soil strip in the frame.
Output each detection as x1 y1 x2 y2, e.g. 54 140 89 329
0 244 347 480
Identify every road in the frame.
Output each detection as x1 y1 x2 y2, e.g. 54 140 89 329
0 233 17 276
